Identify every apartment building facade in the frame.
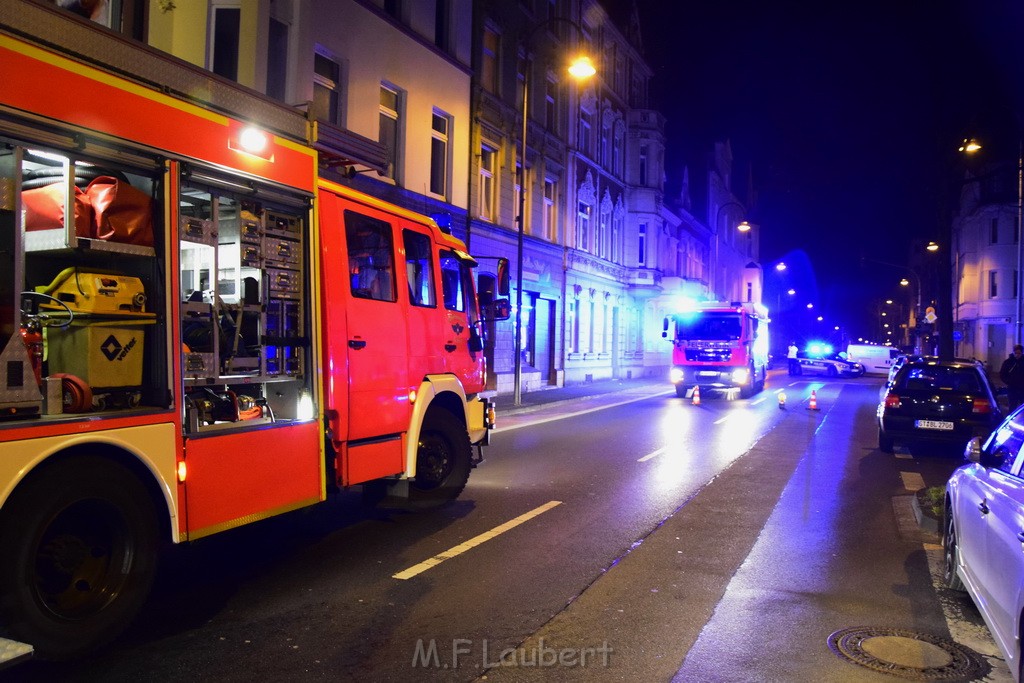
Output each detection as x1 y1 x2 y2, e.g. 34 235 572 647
44 0 758 393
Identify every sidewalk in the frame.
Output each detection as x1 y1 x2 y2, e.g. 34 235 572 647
486 376 669 417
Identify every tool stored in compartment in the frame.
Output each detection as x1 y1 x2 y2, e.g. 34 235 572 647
36 268 154 317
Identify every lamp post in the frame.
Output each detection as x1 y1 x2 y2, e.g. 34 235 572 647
513 20 595 407
711 200 746 300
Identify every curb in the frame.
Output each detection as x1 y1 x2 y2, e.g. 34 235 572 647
910 492 941 535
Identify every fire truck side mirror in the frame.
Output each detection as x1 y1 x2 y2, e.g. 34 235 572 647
662 316 669 338
484 298 511 322
495 258 510 297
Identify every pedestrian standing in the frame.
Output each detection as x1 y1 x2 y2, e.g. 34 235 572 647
787 342 800 376
999 344 1024 412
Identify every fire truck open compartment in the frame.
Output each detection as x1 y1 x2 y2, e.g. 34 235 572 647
177 174 311 433
1 137 169 415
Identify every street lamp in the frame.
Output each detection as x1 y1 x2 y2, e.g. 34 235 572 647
513 20 596 407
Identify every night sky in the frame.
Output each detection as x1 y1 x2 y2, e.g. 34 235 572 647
633 0 1024 344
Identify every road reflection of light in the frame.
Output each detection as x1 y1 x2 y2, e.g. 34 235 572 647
650 399 764 494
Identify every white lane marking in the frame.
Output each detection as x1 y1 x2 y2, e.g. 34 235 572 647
714 414 733 425
900 471 925 491
494 390 674 433
751 397 767 405
392 501 562 580
895 452 913 460
638 447 665 462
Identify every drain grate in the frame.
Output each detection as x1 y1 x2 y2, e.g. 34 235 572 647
827 627 990 681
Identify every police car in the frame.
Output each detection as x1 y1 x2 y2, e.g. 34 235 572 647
795 352 865 377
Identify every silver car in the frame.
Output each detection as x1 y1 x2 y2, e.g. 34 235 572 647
945 408 1024 680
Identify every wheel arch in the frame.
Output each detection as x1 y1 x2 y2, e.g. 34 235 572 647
0 434 176 545
403 374 470 478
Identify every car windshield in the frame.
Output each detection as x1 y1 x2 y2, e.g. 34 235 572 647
897 366 982 393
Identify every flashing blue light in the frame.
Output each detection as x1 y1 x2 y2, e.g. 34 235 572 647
806 342 833 357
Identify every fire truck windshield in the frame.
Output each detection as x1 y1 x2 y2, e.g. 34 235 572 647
674 313 742 341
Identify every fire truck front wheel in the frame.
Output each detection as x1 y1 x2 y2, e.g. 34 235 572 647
411 411 472 505
0 456 159 660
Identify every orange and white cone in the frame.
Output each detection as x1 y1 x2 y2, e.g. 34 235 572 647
808 389 819 411
692 385 701 405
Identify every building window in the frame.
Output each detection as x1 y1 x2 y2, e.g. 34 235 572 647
516 51 529 112
430 109 451 198
577 201 591 252
990 270 998 298
599 205 611 259
266 17 289 101
579 109 592 156
434 0 450 52
479 143 497 221
611 213 622 262
567 298 577 354
639 144 648 186
545 75 558 133
638 222 647 266
588 299 596 353
612 128 623 177
482 27 499 94
543 177 557 241
992 217 999 244
209 5 241 81
312 51 341 125
379 83 402 181
600 123 610 167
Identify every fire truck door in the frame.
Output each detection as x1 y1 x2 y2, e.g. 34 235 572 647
343 210 410 441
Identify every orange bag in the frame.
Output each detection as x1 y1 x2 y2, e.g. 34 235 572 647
22 182 93 236
85 176 154 247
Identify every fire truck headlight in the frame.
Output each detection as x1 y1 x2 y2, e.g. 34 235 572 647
669 367 685 384
731 367 751 385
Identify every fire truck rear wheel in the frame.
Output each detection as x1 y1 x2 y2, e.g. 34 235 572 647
674 384 687 399
0 456 159 660
411 411 472 505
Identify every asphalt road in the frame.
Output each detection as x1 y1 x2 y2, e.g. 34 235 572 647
5 371 1011 682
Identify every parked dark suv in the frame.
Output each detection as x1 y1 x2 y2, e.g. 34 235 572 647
877 359 1002 453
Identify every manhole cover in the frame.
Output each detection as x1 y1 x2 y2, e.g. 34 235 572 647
827 627 989 680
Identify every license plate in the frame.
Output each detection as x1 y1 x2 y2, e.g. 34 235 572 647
698 371 718 378
915 420 954 431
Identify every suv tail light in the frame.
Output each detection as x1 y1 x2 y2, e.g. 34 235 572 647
972 398 992 414
884 394 901 409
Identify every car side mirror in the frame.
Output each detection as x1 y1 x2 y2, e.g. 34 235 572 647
964 437 983 464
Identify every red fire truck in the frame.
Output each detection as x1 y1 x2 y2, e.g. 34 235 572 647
663 301 770 398
0 23 508 660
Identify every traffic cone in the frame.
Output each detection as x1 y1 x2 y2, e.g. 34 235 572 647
808 389 819 411
692 385 701 406
778 391 787 409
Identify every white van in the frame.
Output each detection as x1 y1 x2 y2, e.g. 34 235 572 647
846 344 900 375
